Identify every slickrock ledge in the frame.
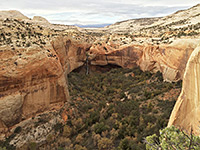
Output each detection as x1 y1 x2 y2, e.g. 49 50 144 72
168 45 200 135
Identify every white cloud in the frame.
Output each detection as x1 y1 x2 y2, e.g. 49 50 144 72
0 0 199 25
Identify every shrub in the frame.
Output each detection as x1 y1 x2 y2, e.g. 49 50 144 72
97 137 113 150
46 134 54 143
74 144 87 150
14 126 21 134
63 125 72 137
118 137 138 150
75 134 84 143
72 118 83 131
93 122 109 134
28 142 37 150
145 126 200 150
53 123 63 133
26 42 31 47
89 110 100 125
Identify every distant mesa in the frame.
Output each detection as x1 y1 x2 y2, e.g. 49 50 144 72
74 23 111 28
32 16 50 24
0 10 29 20
0 10 51 26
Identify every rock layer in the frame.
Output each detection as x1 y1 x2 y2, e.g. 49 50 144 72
89 39 199 82
168 45 200 135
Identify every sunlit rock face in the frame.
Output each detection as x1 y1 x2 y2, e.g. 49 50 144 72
0 43 68 131
51 37 91 74
89 39 199 82
0 37 90 131
168 45 200 135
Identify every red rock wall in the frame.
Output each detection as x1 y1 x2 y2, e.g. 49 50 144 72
0 37 91 131
88 40 197 82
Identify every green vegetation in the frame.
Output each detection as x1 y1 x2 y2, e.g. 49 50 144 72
39 67 181 149
145 126 200 150
0 18 57 48
0 67 183 149
0 134 16 150
13 126 21 134
139 21 200 39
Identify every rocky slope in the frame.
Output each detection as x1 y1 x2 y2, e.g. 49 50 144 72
168 45 200 135
102 4 200 37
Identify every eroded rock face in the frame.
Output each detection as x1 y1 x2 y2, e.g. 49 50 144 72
89 39 199 82
0 37 90 132
0 93 22 130
51 37 91 74
168 45 200 135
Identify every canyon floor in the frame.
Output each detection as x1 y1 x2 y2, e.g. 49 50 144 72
1 67 181 149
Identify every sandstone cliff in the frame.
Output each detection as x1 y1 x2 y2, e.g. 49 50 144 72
0 37 90 133
89 39 199 82
168 45 200 135
0 44 67 131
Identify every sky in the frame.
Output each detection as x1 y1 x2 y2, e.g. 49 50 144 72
0 0 200 25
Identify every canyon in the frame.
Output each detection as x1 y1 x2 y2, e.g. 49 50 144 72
0 3 200 148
